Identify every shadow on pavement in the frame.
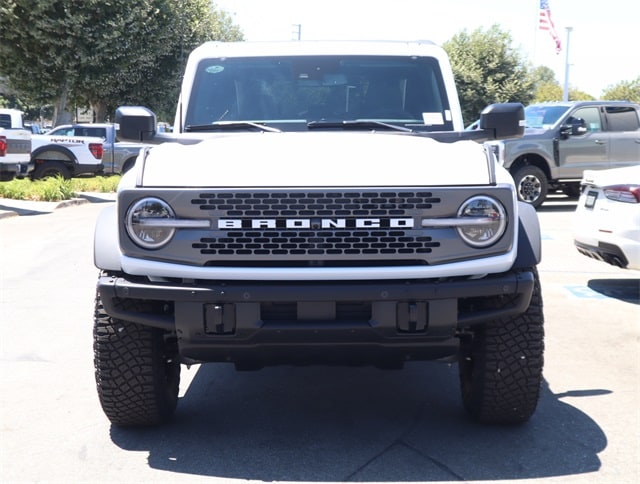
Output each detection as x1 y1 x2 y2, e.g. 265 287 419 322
0 203 51 216
110 362 606 481
588 278 640 305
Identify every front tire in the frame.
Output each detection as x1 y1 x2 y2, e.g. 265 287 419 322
458 268 544 424
93 291 180 426
513 165 548 208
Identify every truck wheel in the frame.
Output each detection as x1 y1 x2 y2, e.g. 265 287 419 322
458 267 544 424
93 291 180 426
513 165 548 208
31 161 71 180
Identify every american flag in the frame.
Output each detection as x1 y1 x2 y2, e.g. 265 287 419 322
539 0 562 54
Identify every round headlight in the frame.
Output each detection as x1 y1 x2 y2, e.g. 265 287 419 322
456 196 507 248
126 197 176 249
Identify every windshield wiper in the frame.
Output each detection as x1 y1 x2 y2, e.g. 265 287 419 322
185 121 282 133
307 120 414 132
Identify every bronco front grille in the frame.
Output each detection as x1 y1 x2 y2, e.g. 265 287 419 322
118 187 515 267
190 190 441 261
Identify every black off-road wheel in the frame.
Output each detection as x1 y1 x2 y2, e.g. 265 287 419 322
31 161 71 180
93 291 180 426
458 268 544 424
513 165 548 208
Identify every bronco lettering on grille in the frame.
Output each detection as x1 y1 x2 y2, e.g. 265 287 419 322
218 218 414 229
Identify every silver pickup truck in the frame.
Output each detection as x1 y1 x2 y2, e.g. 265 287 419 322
45 123 151 175
496 101 640 208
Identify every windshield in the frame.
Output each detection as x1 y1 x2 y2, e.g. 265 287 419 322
524 105 571 129
184 55 453 132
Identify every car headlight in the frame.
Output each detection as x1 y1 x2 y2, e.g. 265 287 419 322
126 197 176 249
456 196 507 247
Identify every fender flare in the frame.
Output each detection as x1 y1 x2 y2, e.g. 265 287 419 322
121 156 138 174
31 144 78 164
513 201 542 269
94 205 122 271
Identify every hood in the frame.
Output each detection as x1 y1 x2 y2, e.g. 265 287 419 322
140 132 491 187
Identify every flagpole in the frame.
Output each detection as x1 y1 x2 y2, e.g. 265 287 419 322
562 27 573 101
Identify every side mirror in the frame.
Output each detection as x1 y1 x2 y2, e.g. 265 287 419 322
559 117 587 139
478 103 525 140
115 106 157 142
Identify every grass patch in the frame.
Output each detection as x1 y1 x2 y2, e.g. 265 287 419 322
71 175 121 194
0 175 121 201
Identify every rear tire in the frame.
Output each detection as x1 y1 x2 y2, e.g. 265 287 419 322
31 161 71 180
458 267 544 424
93 290 180 426
513 165 548 208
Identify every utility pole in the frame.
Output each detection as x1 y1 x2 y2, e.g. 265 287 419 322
292 24 301 41
562 27 573 101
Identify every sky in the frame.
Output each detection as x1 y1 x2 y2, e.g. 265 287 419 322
212 0 639 97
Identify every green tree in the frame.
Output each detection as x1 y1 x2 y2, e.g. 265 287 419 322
0 1 76 124
533 82 562 102
602 77 640 102
532 82 594 103
443 25 534 125
0 0 243 125
530 66 562 102
78 0 243 121
568 89 595 101
531 65 557 86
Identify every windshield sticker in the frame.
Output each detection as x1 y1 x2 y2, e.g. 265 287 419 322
205 65 225 74
422 112 444 125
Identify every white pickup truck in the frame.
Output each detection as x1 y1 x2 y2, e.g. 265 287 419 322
0 108 32 181
30 130 104 179
45 123 151 174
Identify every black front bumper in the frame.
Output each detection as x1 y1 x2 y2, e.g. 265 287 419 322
97 270 534 366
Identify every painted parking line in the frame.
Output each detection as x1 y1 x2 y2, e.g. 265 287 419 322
563 285 608 299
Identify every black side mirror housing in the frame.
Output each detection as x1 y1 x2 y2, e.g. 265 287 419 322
559 117 587 139
115 106 157 142
478 103 525 140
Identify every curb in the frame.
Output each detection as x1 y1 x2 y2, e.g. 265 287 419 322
0 193 114 219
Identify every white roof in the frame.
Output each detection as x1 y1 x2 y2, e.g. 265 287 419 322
188 40 445 60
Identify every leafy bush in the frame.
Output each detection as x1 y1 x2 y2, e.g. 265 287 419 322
0 180 31 200
0 176 120 201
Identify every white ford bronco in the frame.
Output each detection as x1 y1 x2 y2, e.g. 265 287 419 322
93 40 544 427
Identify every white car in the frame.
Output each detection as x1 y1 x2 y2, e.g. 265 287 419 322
573 164 640 270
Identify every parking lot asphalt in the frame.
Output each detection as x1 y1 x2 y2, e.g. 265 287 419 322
1 192 638 484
